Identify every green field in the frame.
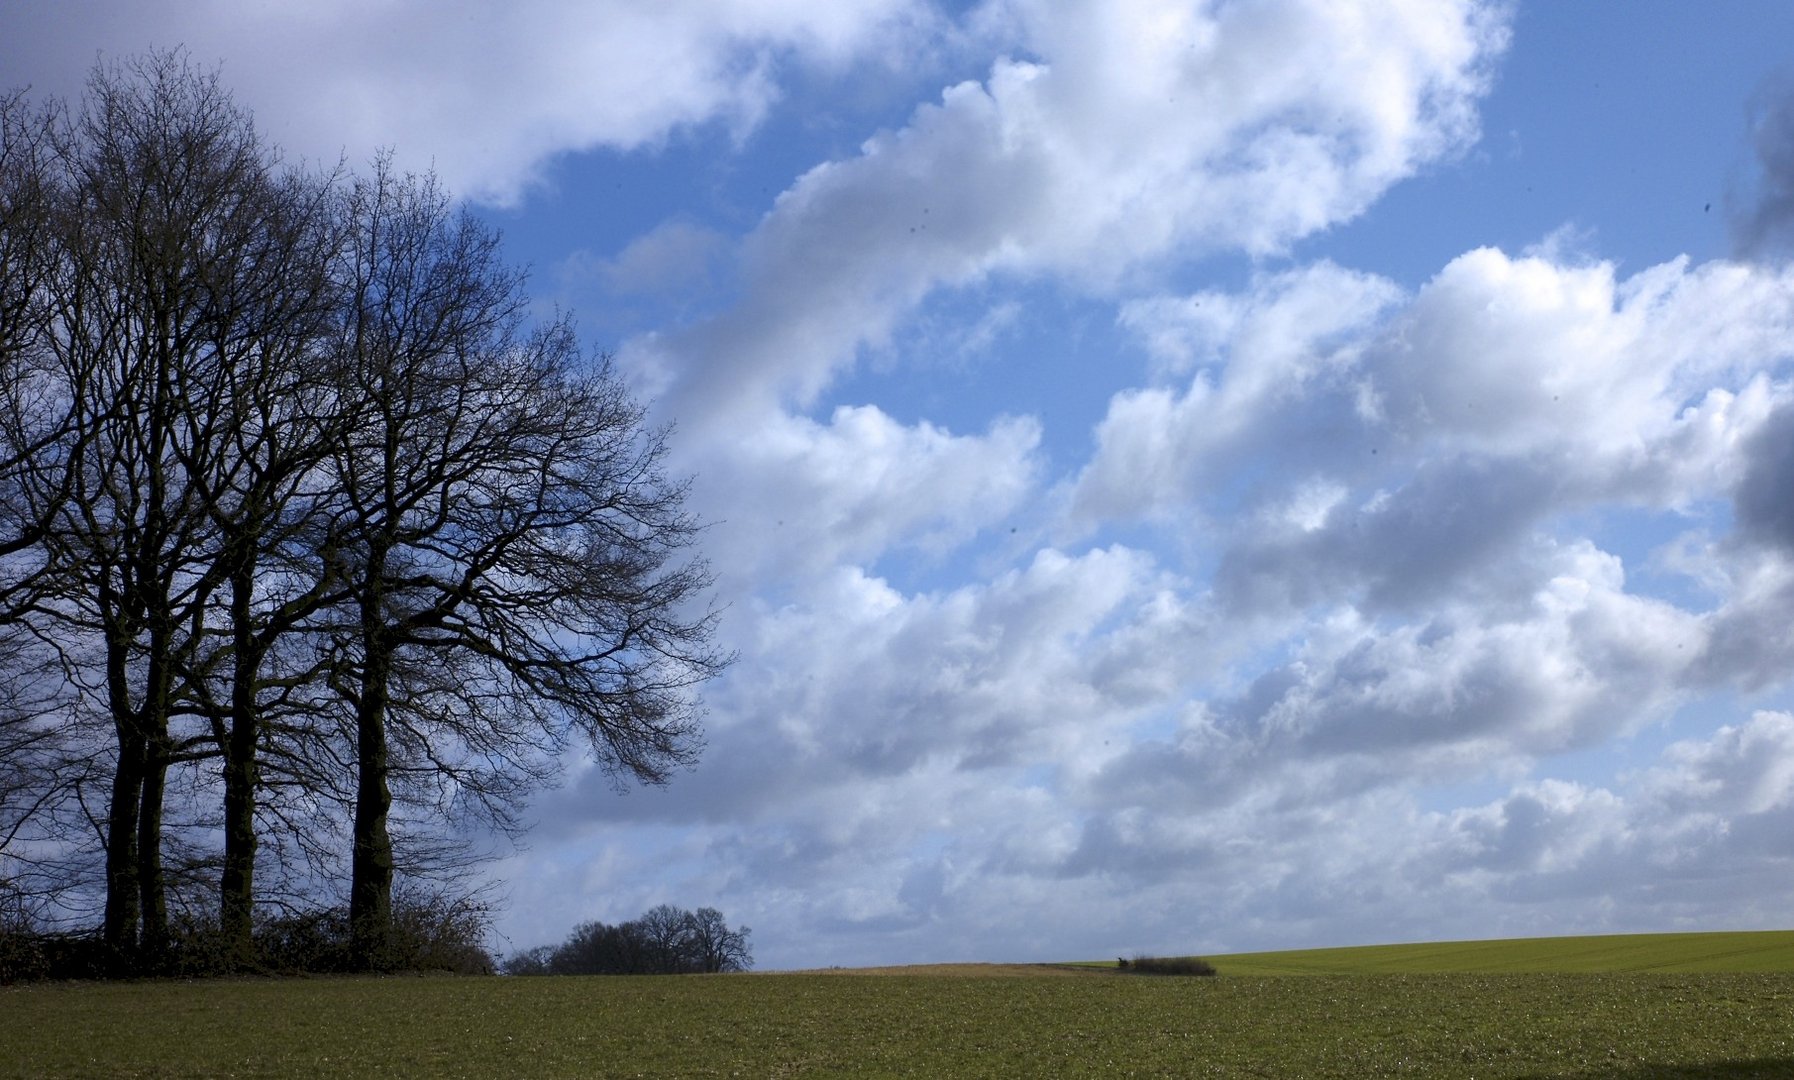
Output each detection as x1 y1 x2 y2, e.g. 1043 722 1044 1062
1203 929 1794 976
5 933 1794 1077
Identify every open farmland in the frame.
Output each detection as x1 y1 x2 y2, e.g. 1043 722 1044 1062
1203 929 1794 976
6 933 1794 1078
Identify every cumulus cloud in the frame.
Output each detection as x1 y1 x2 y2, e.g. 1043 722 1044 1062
504 544 1218 962
1644 711 1794 817
606 1 1511 694
0 0 936 204
635 0 1507 427
628 232 1794 963
1088 541 1701 821
692 405 1043 591
1692 549 1794 692
1081 250 1794 532
23 0 1794 972
494 6 1794 967
1076 262 1404 523
1370 252 1794 469
633 543 1182 816
1001 708 1794 959
1426 713 1794 915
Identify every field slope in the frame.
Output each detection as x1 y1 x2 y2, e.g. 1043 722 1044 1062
8 966 1794 1078
8 936 1794 1078
1203 928 1794 975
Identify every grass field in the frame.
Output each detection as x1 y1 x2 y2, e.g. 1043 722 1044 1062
1202 929 1794 976
4 933 1794 1077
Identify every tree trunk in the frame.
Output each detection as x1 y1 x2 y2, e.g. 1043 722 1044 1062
134 564 175 970
100 586 147 970
101 729 143 967
349 624 394 969
136 746 169 968
218 723 258 965
219 553 261 966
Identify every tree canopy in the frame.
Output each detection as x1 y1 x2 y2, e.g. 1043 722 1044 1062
0 51 725 976
502 904 752 976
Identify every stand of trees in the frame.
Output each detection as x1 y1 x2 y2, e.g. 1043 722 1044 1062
0 52 724 977
502 904 752 975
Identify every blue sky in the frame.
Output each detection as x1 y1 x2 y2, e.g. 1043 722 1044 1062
11 1 1794 970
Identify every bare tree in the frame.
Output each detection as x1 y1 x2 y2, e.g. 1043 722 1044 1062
634 903 694 972
0 55 727 975
0 81 83 940
25 53 249 963
510 904 751 975
0 89 61 494
324 162 725 967
684 906 752 973
170 168 342 965
4 52 342 968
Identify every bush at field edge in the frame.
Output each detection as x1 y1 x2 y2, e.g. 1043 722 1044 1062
1120 955 1218 976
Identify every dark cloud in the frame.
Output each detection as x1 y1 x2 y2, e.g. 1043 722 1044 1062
1734 80 1794 259
1733 400 1794 552
1214 455 1564 618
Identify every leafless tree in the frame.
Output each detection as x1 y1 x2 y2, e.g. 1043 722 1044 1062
0 54 726 976
684 905 752 973
324 161 726 965
0 81 83 941
510 903 750 975
24 53 253 963
3 52 341 968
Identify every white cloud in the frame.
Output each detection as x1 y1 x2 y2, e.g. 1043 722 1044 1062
1644 711 1794 816
1693 548 1794 692
1088 541 1701 817
693 405 1043 591
1371 252 1794 468
995 705 1794 959
0 0 935 204
705 543 1179 791
565 220 731 300
377 4 1794 968
1420 713 1794 919
1077 262 1403 523
624 233 1794 964
637 0 1507 428
502 541 1223 963
1073 252 1794 633
24 0 1794 974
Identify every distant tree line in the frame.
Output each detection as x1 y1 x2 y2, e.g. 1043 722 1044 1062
0 51 725 978
503 904 751 975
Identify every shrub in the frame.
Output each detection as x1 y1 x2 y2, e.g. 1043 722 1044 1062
255 908 355 973
0 925 46 983
0 930 123 982
163 911 235 977
0 895 497 981
0 882 117 982
1125 954 1218 976
256 892 496 975
387 892 495 975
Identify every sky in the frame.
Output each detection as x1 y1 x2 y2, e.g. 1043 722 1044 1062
9 0 1794 970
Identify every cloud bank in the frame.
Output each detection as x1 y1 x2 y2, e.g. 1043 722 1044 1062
14 1 1794 970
